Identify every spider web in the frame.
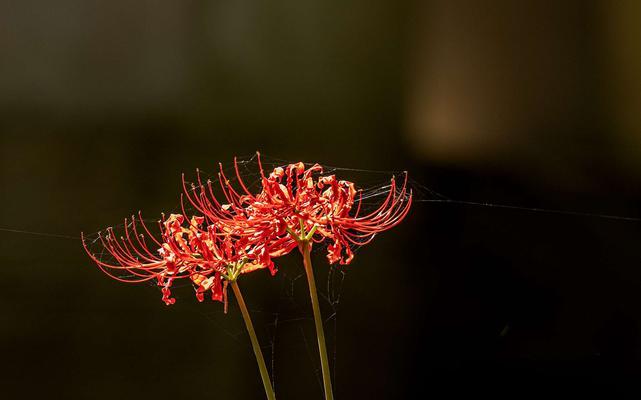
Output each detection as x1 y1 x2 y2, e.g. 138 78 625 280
37 152 641 396
80 152 420 396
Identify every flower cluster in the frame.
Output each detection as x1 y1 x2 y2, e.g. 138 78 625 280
82 213 270 305
83 153 412 305
182 155 412 265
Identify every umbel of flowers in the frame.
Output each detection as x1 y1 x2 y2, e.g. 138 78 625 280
83 153 412 400
182 156 412 265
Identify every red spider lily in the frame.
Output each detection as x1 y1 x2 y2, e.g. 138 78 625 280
181 153 413 265
82 213 276 306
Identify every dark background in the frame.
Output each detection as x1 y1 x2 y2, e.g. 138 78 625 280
2 1 641 398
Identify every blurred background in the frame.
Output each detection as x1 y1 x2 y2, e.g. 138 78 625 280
2 0 641 398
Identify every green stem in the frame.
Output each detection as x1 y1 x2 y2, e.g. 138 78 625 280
231 281 276 400
301 240 334 400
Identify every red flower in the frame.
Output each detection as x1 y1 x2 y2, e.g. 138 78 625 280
82 212 274 306
182 153 412 265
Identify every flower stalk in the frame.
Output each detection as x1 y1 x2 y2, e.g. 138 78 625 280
292 223 334 400
231 280 276 400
